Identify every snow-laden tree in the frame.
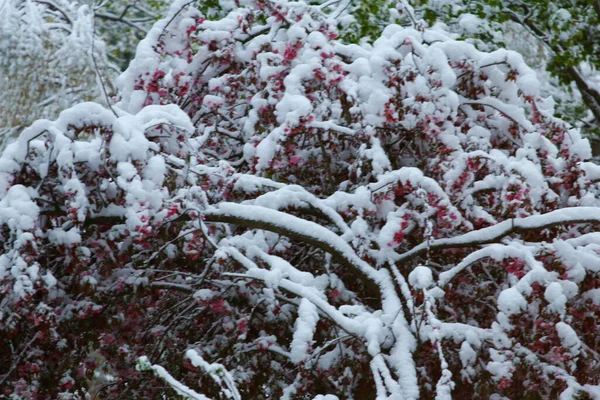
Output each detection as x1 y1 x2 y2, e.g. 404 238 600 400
410 0 600 136
2 0 600 398
330 0 600 137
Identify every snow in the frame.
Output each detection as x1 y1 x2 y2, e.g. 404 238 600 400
583 288 600 305
555 322 581 357
459 341 477 367
193 289 216 301
497 287 527 315
276 94 313 125
486 349 514 382
545 282 567 315
210 203 387 289
137 356 211 400
247 185 351 235
224 247 365 335
186 349 241 400
290 299 319 363
42 271 57 289
117 162 138 181
408 266 433 289
143 155 167 186
408 207 600 277
246 247 317 288
0 185 39 231
458 14 483 35
48 228 82 247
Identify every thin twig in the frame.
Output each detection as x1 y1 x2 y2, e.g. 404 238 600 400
90 4 117 117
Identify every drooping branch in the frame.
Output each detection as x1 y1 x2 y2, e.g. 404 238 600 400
223 247 367 336
203 203 385 301
33 0 73 24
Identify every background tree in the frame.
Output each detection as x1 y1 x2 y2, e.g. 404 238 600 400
2 0 600 399
0 0 112 144
328 0 600 138
90 0 170 69
412 0 600 137
0 0 169 148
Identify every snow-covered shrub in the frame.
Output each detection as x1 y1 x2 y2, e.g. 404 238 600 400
1 0 600 398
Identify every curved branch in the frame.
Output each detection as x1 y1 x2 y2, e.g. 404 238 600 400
95 12 148 35
33 0 72 24
203 203 384 300
392 207 600 264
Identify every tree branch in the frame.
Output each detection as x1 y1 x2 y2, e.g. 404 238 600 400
95 12 147 34
392 207 600 264
203 204 384 299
